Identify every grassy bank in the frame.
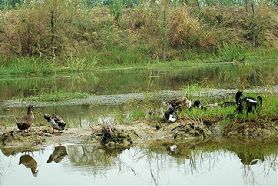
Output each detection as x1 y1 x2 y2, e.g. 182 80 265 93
0 1 278 76
0 47 277 76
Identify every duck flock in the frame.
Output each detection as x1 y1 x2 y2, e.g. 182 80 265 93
164 90 263 123
15 107 66 134
14 90 263 133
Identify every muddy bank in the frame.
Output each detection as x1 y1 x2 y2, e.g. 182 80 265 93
1 116 278 149
0 120 212 148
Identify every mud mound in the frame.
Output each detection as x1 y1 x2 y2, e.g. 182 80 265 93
0 130 45 146
92 125 134 148
171 120 213 140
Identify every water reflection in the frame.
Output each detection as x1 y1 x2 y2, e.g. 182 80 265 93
223 139 276 167
19 154 38 177
1 146 36 157
237 151 265 166
0 140 277 185
47 145 67 163
0 62 277 103
66 145 126 175
0 100 165 128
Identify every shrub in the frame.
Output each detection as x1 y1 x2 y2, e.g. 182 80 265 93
168 7 201 49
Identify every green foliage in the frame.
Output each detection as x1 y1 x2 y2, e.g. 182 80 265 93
245 14 272 47
182 106 235 120
217 44 247 62
168 8 201 49
0 1 278 70
260 95 278 116
109 0 123 23
0 56 98 76
97 47 148 65
183 84 203 99
67 57 97 72
0 0 22 9
23 91 89 102
179 93 278 121
0 57 57 75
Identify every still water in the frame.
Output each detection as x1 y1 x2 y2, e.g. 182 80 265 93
0 142 277 185
0 62 278 185
0 62 278 127
0 62 277 102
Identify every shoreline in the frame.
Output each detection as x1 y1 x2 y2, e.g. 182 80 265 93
2 85 278 108
1 116 278 149
1 56 277 77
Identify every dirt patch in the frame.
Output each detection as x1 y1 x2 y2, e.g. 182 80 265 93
171 122 212 140
0 130 45 146
0 119 217 148
0 127 93 148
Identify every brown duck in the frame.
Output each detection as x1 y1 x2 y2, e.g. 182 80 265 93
168 97 192 110
15 105 34 132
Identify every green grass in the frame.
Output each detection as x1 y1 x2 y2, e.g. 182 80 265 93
179 94 278 123
260 95 278 117
23 91 90 102
109 92 278 125
0 56 98 76
0 57 57 75
0 47 277 77
96 47 149 66
181 107 235 120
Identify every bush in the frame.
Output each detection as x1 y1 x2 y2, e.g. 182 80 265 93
168 7 201 49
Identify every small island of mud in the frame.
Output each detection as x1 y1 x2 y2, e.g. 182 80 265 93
1 115 278 149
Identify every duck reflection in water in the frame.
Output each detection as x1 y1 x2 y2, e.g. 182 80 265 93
19 154 38 177
47 145 68 163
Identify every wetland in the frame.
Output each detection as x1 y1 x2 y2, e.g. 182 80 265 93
0 61 278 185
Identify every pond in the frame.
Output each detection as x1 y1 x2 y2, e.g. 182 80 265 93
0 62 277 102
0 62 278 185
0 62 277 127
0 140 277 185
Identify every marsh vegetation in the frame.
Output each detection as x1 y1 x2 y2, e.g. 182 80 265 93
0 0 278 185
0 0 278 75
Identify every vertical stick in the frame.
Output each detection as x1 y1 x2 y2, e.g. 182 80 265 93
162 0 169 61
50 0 57 60
251 0 256 47
245 0 249 12
163 8 166 60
